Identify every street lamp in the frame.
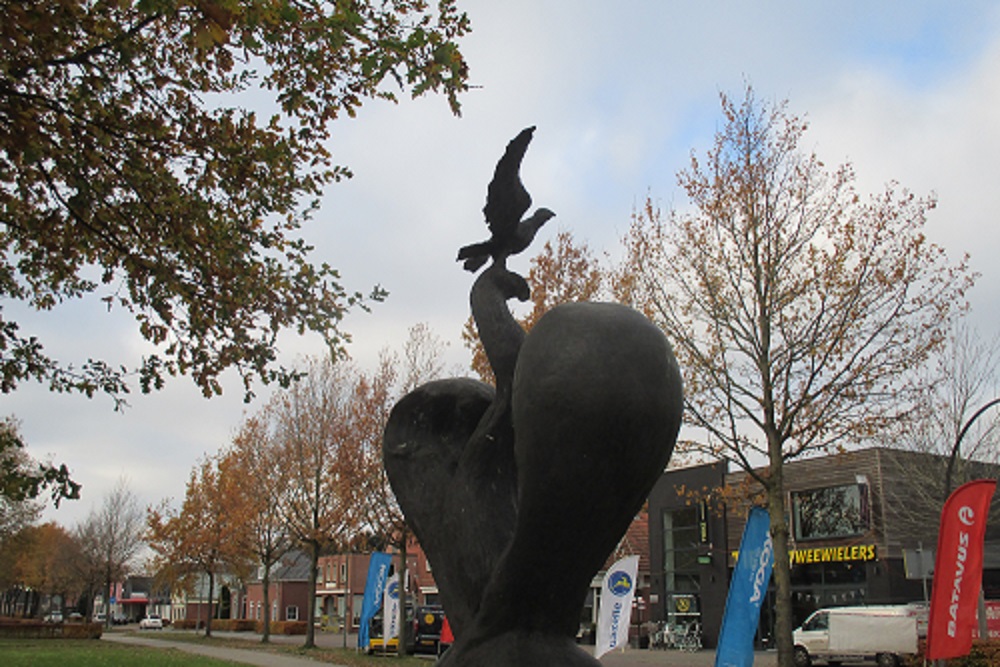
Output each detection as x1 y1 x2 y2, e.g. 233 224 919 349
940 397 1000 647
943 397 1000 500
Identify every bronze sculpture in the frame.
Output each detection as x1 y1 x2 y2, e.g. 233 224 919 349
384 128 682 666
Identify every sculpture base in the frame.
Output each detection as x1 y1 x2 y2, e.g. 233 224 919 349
439 632 600 667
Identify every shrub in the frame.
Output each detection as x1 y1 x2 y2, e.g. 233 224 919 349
0 619 101 639
254 620 307 635
279 621 307 635
905 640 1000 666
62 622 102 639
209 619 254 632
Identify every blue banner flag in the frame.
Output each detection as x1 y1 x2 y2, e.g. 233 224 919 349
715 507 774 667
358 552 393 650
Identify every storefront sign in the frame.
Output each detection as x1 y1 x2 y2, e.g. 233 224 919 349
731 544 877 566
788 544 877 565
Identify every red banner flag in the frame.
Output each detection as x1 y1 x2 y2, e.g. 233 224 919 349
926 479 997 660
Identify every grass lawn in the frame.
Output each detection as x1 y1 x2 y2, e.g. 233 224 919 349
0 633 437 667
0 638 243 666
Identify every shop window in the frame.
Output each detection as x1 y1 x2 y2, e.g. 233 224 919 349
792 483 868 540
662 507 702 626
663 507 700 587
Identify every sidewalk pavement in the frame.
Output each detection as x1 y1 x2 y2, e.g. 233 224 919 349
103 628 781 667
102 631 351 667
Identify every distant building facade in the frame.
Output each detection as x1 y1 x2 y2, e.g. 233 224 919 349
241 540 439 630
647 447 1000 649
243 550 311 623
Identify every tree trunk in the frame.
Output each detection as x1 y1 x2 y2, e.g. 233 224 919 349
398 533 408 657
206 569 215 637
766 455 794 667
261 565 271 643
104 564 112 629
304 541 319 649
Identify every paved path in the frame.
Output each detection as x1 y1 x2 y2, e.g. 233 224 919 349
601 647 778 666
104 628 785 667
102 632 349 667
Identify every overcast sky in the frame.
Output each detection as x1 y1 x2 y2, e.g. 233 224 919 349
10 1 1000 529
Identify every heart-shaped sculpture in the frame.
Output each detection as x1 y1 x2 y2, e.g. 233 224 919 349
384 300 681 666
383 129 682 667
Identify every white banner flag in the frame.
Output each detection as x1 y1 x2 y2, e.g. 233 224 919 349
382 572 401 643
595 555 640 659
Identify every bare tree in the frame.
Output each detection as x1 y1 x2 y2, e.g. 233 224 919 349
616 87 974 666
923 323 1000 465
76 477 145 626
880 322 1000 537
352 324 451 640
272 356 358 649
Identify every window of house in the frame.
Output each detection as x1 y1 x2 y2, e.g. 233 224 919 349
792 483 869 541
340 563 347 583
286 606 298 621
352 594 364 626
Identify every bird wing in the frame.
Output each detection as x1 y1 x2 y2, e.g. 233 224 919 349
482 127 535 239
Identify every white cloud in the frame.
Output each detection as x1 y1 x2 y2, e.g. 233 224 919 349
802 15 1000 328
9 1 1000 528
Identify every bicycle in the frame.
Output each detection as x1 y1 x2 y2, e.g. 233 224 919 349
648 622 672 649
675 622 702 652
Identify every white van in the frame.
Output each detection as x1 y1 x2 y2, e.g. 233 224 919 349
792 605 925 667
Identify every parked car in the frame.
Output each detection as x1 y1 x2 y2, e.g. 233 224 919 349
139 614 163 630
793 605 922 667
66 612 84 622
406 605 446 655
43 611 63 624
112 613 129 625
92 612 107 623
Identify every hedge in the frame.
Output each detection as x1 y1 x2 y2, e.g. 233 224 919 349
904 640 1000 666
256 620 307 635
210 619 257 632
0 619 102 639
168 618 305 635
